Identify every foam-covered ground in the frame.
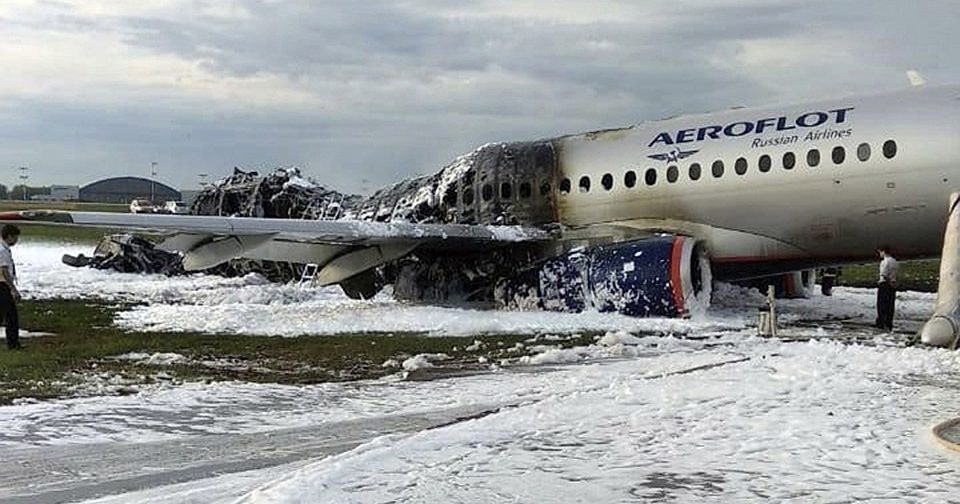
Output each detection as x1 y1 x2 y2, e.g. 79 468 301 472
19 242 929 337
4 241 958 503
22 242 744 336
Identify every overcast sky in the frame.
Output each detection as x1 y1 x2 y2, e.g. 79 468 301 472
1 0 958 193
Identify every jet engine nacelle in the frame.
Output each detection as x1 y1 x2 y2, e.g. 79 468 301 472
495 235 712 317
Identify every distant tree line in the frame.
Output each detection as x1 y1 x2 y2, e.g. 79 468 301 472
8 185 50 200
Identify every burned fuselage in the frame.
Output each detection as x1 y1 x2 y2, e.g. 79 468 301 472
341 141 563 305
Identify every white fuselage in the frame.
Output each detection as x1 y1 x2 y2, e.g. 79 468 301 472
554 85 960 272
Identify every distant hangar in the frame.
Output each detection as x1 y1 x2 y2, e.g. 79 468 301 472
79 177 181 204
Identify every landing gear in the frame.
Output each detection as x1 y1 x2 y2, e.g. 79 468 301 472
820 267 839 296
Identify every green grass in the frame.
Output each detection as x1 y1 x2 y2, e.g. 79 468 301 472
0 298 598 404
18 224 115 244
0 200 128 213
836 259 940 292
0 200 129 244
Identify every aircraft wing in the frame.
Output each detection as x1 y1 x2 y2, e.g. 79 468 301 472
0 210 553 284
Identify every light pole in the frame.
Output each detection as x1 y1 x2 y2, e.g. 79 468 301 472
150 161 157 202
198 173 208 187
17 166 28 201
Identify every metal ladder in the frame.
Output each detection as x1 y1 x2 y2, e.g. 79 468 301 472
297 194 346 287
299 263 319 287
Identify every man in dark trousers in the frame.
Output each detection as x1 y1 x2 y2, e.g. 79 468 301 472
0 225 21 349
876 246 898 331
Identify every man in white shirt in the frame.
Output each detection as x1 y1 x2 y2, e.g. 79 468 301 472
876 246 899 331
0 225 21 349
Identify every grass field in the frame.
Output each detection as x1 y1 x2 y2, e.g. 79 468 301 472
0 200 130 243
0 200 128 213
0 298 596 404
836 260 940 292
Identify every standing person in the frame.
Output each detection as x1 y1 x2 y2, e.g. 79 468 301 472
876 246 898 331
0 225 21 349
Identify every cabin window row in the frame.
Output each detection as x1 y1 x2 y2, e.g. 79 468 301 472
453 179 553 206
559 139 898 194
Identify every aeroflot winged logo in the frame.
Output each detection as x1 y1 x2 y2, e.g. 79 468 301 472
647 148 699 163
647 107 855 160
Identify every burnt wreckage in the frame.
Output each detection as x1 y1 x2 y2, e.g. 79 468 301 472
69 140 710 318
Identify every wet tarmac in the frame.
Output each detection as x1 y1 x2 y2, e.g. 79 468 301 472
0 403 505 503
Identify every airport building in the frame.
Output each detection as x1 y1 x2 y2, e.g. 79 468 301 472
50 185 80 201
79 177 181 204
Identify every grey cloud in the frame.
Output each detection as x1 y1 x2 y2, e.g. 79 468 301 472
1 0 959 193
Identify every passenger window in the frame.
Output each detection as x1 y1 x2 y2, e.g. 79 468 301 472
443 187 457 206
519 182 532 199
735 157 747 175
462 189 474 206
667 165 679 183
759 155 771 173
624 171 637 188
712 160 724 178
857 143 871 162
482 184 493 201
645 168 657 186
540 181 551 196
807 149 820 167
560 178 571 194
689 163 701 181
579 176 591 193
602 173 613 191
500 182 512 199
832 146 846 165
883 140 897 159
783 152 796 170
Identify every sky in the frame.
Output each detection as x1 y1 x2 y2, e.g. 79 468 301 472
0 0 958 193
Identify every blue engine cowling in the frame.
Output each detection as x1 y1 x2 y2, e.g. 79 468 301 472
495 235 712 318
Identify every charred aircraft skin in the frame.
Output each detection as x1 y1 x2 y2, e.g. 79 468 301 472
346 141 559 227
184 144 570 304
191 141 561 229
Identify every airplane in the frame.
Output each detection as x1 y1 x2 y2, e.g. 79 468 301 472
3 82 958 319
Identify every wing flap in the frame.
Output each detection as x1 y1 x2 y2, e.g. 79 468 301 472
0 210 552 246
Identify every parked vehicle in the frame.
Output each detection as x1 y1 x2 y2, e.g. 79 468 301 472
129 199 156 214
163 201 189 214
